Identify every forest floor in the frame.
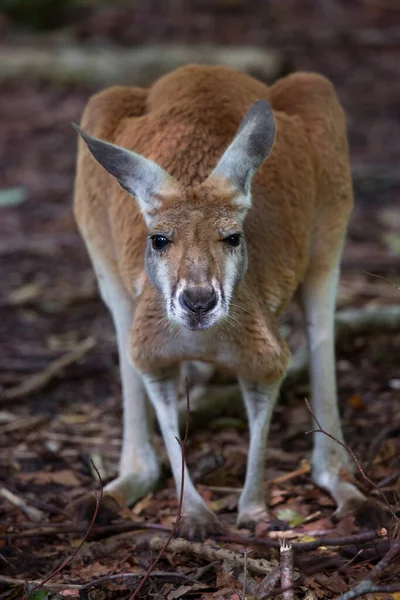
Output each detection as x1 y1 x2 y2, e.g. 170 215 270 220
0 1 400 599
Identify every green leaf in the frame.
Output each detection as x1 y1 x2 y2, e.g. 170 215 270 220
277 508 305 527
28 590 49 600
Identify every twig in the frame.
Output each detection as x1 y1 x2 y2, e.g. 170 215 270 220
147 537 275 576
0 520 170 540
377 469 400 489
0 572 202 592
235 570 259 598
334 584 400 598
255 565 281 599
79 571 204 591
280 539 294 600
22 461 103 600
304 398 396 519
128 379 191 600
200 459 310 493
363 271 400 290
0 486 45 523
3 522 383 552
0 337 95 402
269 460 310 485
365 424 400 474
0 576 82 591
332 537 400 600
242 550 248 600
217 529 385 552
0 45 282 86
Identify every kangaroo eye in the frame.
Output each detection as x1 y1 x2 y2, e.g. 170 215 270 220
223 234 241 248
151 235 170 250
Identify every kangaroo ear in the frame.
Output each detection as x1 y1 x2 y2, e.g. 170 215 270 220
73 124 181 222
209 100 275 211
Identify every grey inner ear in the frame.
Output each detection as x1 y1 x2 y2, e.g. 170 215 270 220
212 100 276 194
72 123 168 208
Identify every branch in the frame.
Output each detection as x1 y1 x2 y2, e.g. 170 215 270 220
0 337 95 402
217 529 385 552
0 572 202 593
128 379 190 600
0 486 45 523
147 537 275 576
254 565 281 599
3 522 384 552
0 44 283 86
0 520 170 540
332 537 400 600
363 271 400 290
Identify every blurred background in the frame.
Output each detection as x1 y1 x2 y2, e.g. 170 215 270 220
0 0 400 586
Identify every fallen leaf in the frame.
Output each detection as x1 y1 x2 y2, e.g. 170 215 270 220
18 469 81 487
8 283 43 305
28 591 48 600
277 508 305 527
132 492 153 515
347 393 366 410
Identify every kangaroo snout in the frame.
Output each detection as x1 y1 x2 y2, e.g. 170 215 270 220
179 284 217 315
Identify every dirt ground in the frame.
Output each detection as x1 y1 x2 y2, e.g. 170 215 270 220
0 1 399 599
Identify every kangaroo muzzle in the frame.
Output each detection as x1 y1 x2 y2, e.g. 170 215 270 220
179 284 218 315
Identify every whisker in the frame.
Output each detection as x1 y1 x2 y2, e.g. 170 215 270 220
229 302 252 316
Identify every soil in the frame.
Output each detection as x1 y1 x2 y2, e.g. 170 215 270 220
0 1 399 598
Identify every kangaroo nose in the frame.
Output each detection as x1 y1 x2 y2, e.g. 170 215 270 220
180 285 217 314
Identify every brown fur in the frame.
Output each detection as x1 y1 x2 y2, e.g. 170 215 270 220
74 65 352 384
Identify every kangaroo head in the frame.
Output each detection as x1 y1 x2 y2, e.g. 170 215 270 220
74 100 275 330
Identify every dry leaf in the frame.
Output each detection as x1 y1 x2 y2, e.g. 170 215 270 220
18 469 81 487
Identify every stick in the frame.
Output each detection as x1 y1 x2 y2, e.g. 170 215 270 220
216 529 385 552
0 337 95 402
280 540 294 600
22 461 103 600
0 45 282 85
128 379 191 600
147 537 275 576
332 537 400 600
255 565 281 599
0 486 45 523
363 271 400 290
0 520 170 540
0 572 201 592
269 460 310 484
2 524 384 553
242 550 248 600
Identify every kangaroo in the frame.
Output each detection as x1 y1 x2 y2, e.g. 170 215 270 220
73 64 371 538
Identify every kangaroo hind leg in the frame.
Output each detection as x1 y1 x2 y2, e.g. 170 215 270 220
73 249 160 522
